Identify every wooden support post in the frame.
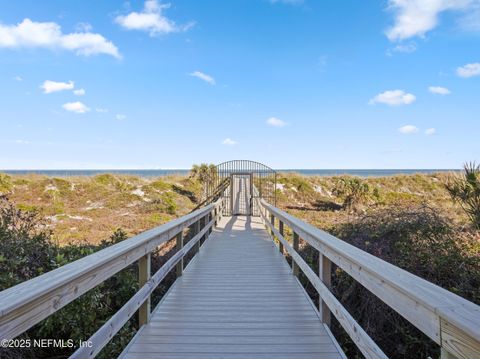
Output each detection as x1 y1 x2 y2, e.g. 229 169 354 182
319 253 332 326
270 214 275 238
210 211 214 233
279 220 284 255
200 216 206 244
194 220 201 254
207 213 211 235
292 232 299 277
138 253 151 326
214 207 218 226
176 232 183 277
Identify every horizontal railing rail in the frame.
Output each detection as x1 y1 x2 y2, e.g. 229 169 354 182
0 197 225 357
193 177 230 211
258 199 480 359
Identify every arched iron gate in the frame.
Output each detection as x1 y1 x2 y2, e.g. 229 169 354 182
206 160 276 216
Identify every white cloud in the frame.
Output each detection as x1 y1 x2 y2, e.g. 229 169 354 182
385 0 473 41
115 0 194 36
399 125 419 134
189 71 215 85
14 75 23 81
369 90 416 106
386 42 417 56
62 101 90 114
425 128 437 135
73 88 85 96
222 138 237 146
41 80 74 94
456 62 480 77
116 114 127 121
96 108 109 113
0 18 121 58
428 86 450 95
266 117 287 127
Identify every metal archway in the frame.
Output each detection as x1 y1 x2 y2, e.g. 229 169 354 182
207 160 276 216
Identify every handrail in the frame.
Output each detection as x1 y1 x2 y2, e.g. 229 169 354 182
257 201 387 359
259 199 480 359
192 177 229 211
0 198 225 344
71 216 216 358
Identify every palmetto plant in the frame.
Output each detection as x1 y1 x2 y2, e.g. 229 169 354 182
445 162 480 229
190 163 217 200
333 177 371 211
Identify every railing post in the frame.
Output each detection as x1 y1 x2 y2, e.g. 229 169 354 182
200 215 207 244
319 253 332 326
206 213 211 235
138 253 151 326
278 220 284 255
194 219 201 254
292 232 299 277
176 231 184 277
210 211 214 234
270 214 275 238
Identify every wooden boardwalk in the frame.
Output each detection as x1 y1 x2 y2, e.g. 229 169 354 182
120 215 344 359
2 160 479 358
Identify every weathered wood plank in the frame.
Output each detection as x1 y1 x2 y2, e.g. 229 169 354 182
292 231 300 277
138 253 151 326
123 353 344 359
127 342 339 353
441 318 480 359
175 232 183 277
143 322 326 329
319 253 331 326
134 335 333 344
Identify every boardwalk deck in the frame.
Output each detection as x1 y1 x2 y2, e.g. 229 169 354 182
120 215 344 359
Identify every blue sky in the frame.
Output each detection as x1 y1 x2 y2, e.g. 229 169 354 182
0 0 479 169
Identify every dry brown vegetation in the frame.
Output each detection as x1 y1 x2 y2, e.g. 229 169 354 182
0 171 473 246
0 173 202 244
276 171 468 231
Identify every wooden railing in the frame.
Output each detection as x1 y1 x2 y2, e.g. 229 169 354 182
0 198 225 358
258 199 480 359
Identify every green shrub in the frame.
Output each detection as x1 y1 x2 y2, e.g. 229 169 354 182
0 174 13 193
332 176 371 211
150 179 171 191
0 197 138 359
93 173 117 186
0 195 55 289
144 192 177 215
446 162 480 229
330 205 479 358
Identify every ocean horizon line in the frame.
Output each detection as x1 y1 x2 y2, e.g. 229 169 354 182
0 168 460 178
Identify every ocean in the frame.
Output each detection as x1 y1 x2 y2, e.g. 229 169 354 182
0 169 458 177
